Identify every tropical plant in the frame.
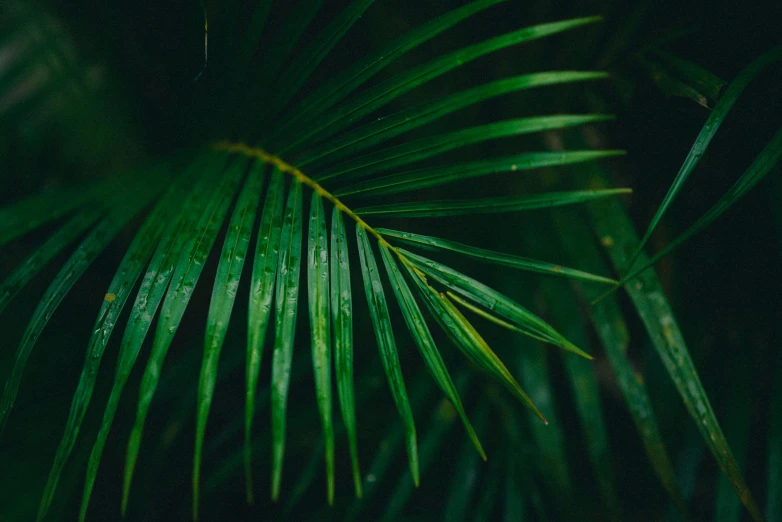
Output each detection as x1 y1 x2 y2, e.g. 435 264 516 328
1 1 780 521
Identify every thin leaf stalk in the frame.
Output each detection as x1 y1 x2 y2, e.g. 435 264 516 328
212 141 421 273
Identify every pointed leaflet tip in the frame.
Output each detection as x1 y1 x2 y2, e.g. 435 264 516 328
627 44 782 270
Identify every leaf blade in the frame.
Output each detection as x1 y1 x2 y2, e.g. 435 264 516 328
270 180 304 501
315 115 614 182
336 150 624 198
555 208 691 519
621 124 782 284
37 168 182 521
307 192 334 504
355 189 630 218
585 170 763 521
629 43 782 266
356 226 419 484
378 228 617 285
379 245 485 459
193 158 264 518
122 154 246 511
0 207 101 314
78 152 229 522
244 167 286 504
330 207 362 496
278 16 602 154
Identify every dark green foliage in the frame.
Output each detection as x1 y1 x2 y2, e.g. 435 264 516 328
1 1 780 521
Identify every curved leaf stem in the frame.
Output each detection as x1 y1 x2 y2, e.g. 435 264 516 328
213 141 416 270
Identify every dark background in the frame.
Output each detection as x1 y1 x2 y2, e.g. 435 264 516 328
1 0 781 520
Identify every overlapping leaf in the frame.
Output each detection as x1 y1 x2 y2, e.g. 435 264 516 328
121 153 246 512
306 192 335 504
275 16 602 154
78 151 229 521
378 228 616 285
379 245 484 458
629 43 782 266
400 249 589 357
356 226 419 485
244 167 285 502
193 158 264 518
403 260 545 422
329 207 362 496
270 180 304 500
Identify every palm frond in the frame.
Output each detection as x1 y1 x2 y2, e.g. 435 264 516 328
0 3 640 519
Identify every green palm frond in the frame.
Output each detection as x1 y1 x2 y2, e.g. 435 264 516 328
0 2 628 518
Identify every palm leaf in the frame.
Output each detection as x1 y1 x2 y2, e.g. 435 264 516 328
79 153 227 521
356 226 419 485
244 167 285 503
380 245 484 458
0 176 160 436
193 157 263 517
355 188 630 217
269 0 507 143
329 207 362 496
270 179 304 501
274 16 602 154
0 2 645 517
616 124 782 287
0 207 100 313
378 228 616 285
36 169 182 521
299 72 610 166
336 150 624 198
585 168 764 521
306 192 335 504
628 43 782 267
556 208 692 519
315 115 614 182
122 152 245 511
